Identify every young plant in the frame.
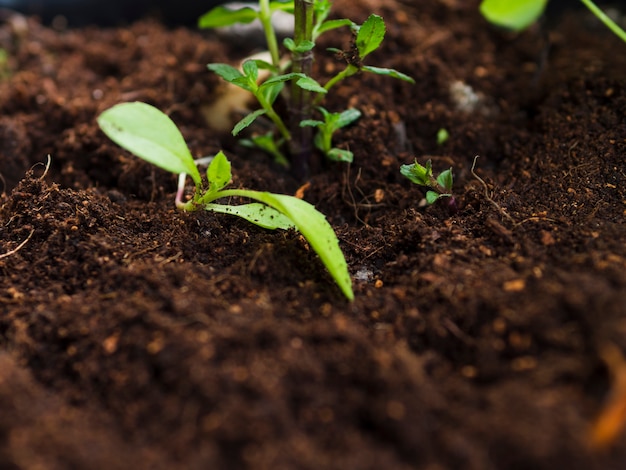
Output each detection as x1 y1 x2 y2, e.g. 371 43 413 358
200 0 414 177
299 107 361 162
480 0 626 44
97 101 354 301
400 159 456 208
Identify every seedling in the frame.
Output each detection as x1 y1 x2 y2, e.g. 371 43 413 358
200 0 414 176
480 0 626 43
300 107 361 162
97 101 354 301
400 159 456 207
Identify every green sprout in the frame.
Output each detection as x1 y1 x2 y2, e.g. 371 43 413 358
400 159 456 209
436 128 450 146
199 0 414 177
97 102 354 301
480 0 626 44
300 107 361 162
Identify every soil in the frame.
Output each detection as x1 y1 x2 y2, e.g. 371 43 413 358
0 0 625 468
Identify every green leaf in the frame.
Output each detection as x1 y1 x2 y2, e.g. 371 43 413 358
242 60 259 82
205 203 294 230
245 192 354 300
97 102 201 185
437 168 454 191
356 14 386 59
198 5 259 29
436 128 450 145
283 38 315 53
336 108 362 128
400 160 432 186
295 76 327 94
425 191 441 205
479 0 547 32
261 72 306 88
315 18 353 37
232 109 267 136
327 148 354 163
239 131 288 166
299 119 324 128
361 65 415 83
269 0 294 14
207 151 231 192
207 63 244 83
261 81 285 105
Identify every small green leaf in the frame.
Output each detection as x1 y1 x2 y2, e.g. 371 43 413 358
232 109 267 136
336 108 362 128
479 0 547 32
437 168 454 191
261 72 305 88
97 102 201 184
205 203 294 230
361 65 415 83
327 148 354 163
207 63 244 83
315 18 353 37
242 60 259 82
269 0 294 14
295 76 327 94
207 151 232 192
356 14 386 59
425 191 441 205
300 119 324 128
437 128 450 145
198 5 259 29
400 160 431 186
283 38 315 53
261 81 285 105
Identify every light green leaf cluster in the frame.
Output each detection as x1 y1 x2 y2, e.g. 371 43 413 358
400 159 454 205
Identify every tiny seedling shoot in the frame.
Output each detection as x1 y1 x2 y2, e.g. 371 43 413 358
400 159 456 209
199 0 414 177
480 0 626 43
97 102 354 301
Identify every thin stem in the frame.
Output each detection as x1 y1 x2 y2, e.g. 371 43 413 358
579 0 626 44
289 0 316 179
259 0 281 67
314 65 356 105
256 91 291 141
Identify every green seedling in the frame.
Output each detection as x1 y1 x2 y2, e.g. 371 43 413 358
436 128 450 146
200 1 414 177
97 101 353 301
480 0 626 43
300 107 361 162
401 159 456 209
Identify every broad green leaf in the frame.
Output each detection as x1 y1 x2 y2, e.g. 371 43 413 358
479 0 547 32
227 190 354 300
295 76 327 94
336 108 362 128
207 63 244 83
356 14 385 59
437 168 454 191
205 203 294 230
207 151 231 192
198 5 259 29
361 65 415 83
233 109 267 136
327 148 354 163
97 102 201 184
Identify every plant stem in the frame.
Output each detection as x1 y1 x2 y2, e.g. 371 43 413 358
259 0 281 67
289 0 315 179
579 0 626 44
256 91 291 141
314 65 356 105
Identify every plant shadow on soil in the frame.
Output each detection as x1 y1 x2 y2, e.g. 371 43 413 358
0 0 625 468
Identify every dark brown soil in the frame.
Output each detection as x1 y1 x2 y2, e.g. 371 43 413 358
1 1 625 468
